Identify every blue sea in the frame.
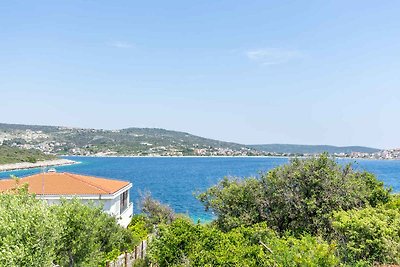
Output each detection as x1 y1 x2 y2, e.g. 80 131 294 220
1 156 400 221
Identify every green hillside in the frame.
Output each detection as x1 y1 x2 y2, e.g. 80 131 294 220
249 144 380 154
0 123 257 156
0 123 381 156
0 145 56 165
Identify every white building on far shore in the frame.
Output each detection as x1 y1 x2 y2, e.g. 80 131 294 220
0 171 133 227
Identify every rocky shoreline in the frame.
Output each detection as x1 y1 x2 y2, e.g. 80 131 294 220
0 159 78 172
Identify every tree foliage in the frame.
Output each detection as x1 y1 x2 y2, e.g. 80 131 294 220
148 218 338 267
141 155 396 267
0 192 60 266
197 176 266 232
141 192 176 225
128 214 151 245
51 199 133 267
332 201 400 265
198 154 390 234
0 187 133 267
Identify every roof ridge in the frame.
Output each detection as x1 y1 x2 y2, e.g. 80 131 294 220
62 171 130 184
63 172 113 194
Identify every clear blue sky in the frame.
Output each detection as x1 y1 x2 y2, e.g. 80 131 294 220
0 1 399 149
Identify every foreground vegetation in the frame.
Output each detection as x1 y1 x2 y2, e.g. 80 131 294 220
0 185 134 267
0 145 56 164
132 154 399 266
1 154 399 266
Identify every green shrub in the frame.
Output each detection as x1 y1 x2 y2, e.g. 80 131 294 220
198 154 390 235
51 199 134 267
26 156 37 163
132 259 149 267
0 186 134 267
0 192 60 267
332 206 400 265
384 193 400 210
101 248 121 267
128 214 151 245
148 218 339 267
141 192 176 225
197 176 266 232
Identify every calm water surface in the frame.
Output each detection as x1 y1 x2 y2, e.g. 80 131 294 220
1 157 399 221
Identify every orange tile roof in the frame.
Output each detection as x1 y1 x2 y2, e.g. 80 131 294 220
0 172 130 195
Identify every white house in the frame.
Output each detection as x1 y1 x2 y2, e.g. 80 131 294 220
0 171 133 227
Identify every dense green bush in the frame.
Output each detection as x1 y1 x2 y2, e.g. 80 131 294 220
332 205 400 265
384 193 400 210
0 191 60 266
51 199 133 267
141 192 176 225
128 214 151 245
198 154 390 235
139 156 397 267
132 259 150 267
148 218 339 267
198 176 266 232
0 185 133 267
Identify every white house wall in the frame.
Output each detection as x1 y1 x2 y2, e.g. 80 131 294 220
38 186 133 228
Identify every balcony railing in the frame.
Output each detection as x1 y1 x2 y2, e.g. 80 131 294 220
120 202 133 217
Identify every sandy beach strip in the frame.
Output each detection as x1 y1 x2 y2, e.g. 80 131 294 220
0 159 78 172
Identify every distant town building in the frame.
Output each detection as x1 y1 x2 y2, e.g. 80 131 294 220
0 171 133 227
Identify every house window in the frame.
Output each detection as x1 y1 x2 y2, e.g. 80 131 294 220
120 190 129 214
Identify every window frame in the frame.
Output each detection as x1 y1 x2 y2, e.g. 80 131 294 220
119 190 129 214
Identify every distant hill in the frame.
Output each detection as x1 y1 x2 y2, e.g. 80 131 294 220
0 123 258 156
248 144 380 154
0 123 381 156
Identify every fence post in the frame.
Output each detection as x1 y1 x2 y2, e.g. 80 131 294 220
141 240 144 259
135 246 138 260
124 251 128 267
105 261 109 267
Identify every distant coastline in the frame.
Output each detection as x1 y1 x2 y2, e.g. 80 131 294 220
64 154 292 159
63 154 394 161
1 123 385 158
0 158 79 172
